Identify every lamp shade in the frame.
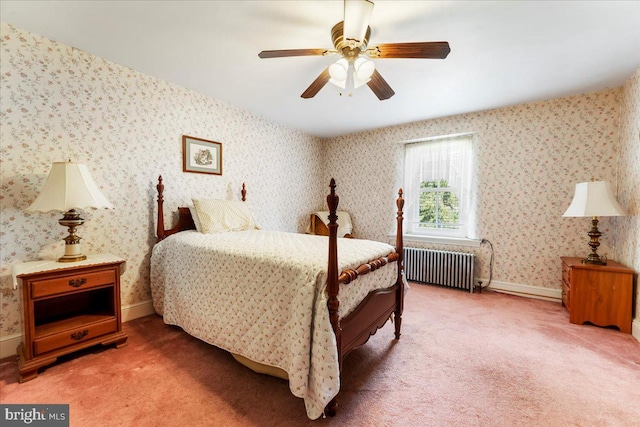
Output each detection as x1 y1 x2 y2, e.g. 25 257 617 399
26 161 113 213
562 181 626 218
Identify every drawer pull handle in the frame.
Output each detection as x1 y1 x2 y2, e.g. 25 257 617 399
71 330 89 340
69 278 87 288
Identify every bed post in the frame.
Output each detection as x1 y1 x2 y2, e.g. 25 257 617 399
394 189 405 340
326 179 341 342
326 178 340 417
156 175 166 241
241 183 246 202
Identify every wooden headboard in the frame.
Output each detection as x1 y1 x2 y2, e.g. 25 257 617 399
155 175 246 242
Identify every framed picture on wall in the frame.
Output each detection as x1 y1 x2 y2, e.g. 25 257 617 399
182 135 222 175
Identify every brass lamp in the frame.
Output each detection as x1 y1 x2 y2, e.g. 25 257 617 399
563 180 626 265
26 160 113 262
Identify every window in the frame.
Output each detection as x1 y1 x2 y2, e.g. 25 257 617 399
404 134 475 239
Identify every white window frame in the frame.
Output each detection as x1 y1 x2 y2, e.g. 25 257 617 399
403 133 476 240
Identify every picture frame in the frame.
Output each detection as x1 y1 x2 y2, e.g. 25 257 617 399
182 135 222 175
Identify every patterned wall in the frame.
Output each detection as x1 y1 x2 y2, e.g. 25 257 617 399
0 24 324 336
616 69 640 319
323 88 631 294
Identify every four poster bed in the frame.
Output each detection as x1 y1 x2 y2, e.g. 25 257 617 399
150 176 405 419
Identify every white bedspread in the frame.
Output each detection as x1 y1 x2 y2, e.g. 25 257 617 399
150 230 397 419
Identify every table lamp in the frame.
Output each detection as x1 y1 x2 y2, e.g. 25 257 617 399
26 160 113 262
562 180 626 265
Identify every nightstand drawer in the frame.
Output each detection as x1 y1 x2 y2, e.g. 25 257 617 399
30 269 117 299
33 316 117 355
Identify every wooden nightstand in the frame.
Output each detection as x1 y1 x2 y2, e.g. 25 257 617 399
561 257 634 333
13 254 128 382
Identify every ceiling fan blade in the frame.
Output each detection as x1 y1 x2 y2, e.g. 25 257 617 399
301 67 331 99
367 69 395 100
258 48 328 59
367 42 451 59
344 0 374 47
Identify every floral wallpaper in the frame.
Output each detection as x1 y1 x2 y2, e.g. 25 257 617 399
616 68 640 321
323 87 633 297
0 23 324 336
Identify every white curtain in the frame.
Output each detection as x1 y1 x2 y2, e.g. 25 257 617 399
404 134 476 238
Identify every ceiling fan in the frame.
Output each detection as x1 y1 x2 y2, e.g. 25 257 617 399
258 0 451 100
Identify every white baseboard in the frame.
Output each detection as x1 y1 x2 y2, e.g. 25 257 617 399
0 300 155 360
121 299 156 322
484 279 562 302
633 318 640 344
0 332 21 361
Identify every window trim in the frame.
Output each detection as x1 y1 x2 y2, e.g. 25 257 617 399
388 233 481 248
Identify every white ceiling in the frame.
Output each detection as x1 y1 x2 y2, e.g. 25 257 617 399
1 1 639 138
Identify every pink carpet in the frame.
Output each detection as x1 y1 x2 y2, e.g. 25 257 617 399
2 284 639 426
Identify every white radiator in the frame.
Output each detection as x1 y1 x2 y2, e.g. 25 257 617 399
404 247 476 293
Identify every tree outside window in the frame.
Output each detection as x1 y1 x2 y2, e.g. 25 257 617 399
419 179 460 229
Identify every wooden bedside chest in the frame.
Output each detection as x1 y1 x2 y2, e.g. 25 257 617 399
561 257 634 333
14 254 128 382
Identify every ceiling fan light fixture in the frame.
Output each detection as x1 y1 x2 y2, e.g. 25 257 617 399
329 58 349 88
354 57 375 81
328 56 374 91
329 58 349 81
343 0 374 48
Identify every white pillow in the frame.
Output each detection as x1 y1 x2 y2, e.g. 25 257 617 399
192 199 260 234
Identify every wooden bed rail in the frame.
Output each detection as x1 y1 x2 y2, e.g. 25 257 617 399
338 252 400 284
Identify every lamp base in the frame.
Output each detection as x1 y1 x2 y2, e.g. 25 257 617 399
58 254 87 263
57 209 87 263
581 256 607 266
582 216 607 265
58 240 87 263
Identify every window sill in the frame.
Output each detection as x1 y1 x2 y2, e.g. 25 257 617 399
388 233 482 248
